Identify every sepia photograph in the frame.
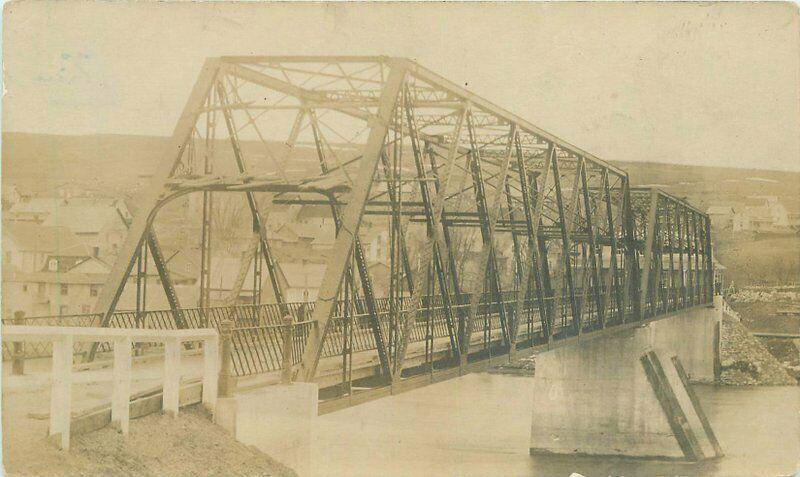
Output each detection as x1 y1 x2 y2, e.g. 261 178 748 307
1 2 799 476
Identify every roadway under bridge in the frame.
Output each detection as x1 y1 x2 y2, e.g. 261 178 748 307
4 58 719 454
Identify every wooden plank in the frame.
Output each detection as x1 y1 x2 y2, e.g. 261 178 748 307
70 381 203 438
640 351 705 461
671 356 725 457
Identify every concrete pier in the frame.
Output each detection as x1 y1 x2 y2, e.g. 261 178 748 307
530 304 722 460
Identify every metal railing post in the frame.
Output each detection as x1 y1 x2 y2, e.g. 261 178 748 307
281 314 295 384
218 319 235 397
12 311 25 375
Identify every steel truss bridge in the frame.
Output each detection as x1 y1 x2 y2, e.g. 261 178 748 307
13 57 715 394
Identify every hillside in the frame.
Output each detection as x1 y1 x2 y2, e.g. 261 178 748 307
4 132 798 210
613 160 800 215
3 132 799 287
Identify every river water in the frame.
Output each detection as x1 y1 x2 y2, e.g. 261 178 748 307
307 374 799 477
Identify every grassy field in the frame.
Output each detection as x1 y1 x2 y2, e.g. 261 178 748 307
715 234 800 286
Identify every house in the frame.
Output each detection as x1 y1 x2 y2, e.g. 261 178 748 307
6 195 132 259
2 221 196 318
278 261 327 302
206 256 326 304
3 221 89 273
1 185 29 210
2 258 108 318
706 206 735 230
41 202 131 258
732 196 792 233
6 197 66 222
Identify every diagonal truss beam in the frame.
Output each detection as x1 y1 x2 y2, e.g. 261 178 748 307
308 108 393 381
91 58 222 332
510 138 552 353
459 115 515 362
216 83 286 310
297 65 407 382
392 93 464 378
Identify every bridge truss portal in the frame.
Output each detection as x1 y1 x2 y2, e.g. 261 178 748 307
85 56 714 386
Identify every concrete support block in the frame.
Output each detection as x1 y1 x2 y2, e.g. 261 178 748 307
217 383 318 474
530 312 721 461
530 327 683 459
213 396 238 435
648 306 716 382
11 341 25 375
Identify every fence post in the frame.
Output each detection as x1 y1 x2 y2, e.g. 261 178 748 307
163 336 182 416
11 311 25 375
111 335 133 434
281 314 294 384
202 333 219 411
218 319 235 397
50 334 73 450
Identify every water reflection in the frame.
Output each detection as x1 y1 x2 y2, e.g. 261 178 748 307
309 374 799 477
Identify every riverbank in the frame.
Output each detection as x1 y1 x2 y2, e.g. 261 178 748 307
720 316 796 385
727 289 800 383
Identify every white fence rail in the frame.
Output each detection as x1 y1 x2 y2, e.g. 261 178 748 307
2 326 219 450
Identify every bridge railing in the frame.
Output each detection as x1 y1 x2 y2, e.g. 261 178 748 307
2 284 712 376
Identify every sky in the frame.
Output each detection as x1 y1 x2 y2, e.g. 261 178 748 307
3 2 799 171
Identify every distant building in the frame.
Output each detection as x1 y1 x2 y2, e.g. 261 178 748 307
706 206 736 230
3 257 108 318
7 195 132 259
3 221 89 273
41 202 131 258
732 196 791 233
206 256 326 305
2 221 194 318
6 197 66 222
278 261 327 302
1 185 29 210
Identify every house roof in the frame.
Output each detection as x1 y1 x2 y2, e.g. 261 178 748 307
8 197 65 215
4 268 108 285
42 205 127 234
707 206 734 215
742 205 772 221
290 222 335 240
295 204 332 221
279 262 327 290
3 222 89 257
